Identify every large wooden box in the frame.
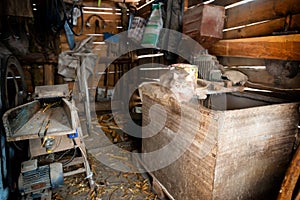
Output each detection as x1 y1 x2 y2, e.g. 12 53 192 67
142 86 299 200
183 4 225 48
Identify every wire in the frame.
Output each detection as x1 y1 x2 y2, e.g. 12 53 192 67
12 141 23 151
62 147 77 166
55 148 72 161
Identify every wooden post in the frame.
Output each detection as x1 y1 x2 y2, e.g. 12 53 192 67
184 0 188 11
44 64 54 85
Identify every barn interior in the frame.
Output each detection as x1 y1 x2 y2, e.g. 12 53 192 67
0 0 300 199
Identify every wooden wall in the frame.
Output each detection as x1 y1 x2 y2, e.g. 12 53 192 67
60 1 121 51
211 0 300 89
136 0 300 89
60 1 124 96
188 0 300 89
59 0 300 92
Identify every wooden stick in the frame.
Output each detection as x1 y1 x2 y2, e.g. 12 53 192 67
278 145 300 200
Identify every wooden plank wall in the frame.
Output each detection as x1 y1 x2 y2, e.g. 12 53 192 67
60 1 121 51
60 1 122 95
188 0 300 88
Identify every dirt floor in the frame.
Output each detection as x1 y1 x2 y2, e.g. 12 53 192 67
52 153 158 200
52 113 159 200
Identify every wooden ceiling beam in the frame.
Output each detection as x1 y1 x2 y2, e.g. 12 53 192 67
209 0 240 7
208 34 300 61
223 14 300 39
224 0 300 29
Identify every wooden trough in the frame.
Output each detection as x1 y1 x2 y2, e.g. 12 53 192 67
141 84 299 200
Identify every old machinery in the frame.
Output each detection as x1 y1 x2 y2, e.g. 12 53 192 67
18 160 63 199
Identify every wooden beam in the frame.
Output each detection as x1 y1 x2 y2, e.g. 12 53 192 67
184 0 189 11
210 0 240 7
187 0 203 8
137 2 152 19
224 0 300 29
106 0 140 2
218 57 265 66
278 146 300 200
188 0 239 8
44 64 54 85
223 14 300 39
208 34 300 60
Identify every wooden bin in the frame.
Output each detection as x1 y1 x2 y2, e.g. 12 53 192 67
141 86 299 200
183 4 225 48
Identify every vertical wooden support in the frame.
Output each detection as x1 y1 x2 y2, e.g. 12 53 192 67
278 145 300 200
184 0 189 11
44 64 54 85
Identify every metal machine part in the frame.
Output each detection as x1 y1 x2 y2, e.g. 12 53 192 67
192 50 223 82
2 83 95 197
0 52 28 199
18 160 63 199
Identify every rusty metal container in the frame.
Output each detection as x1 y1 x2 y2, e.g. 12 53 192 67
141 85 299 200
183 4 225 48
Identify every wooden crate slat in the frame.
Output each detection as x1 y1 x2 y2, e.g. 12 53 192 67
141 85 299 200
212 103 298 199
224 0 300 29
142 93 217 200
208 34 300 60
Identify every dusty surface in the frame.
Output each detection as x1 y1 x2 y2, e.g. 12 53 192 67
52 113 158 200
52 153 157 200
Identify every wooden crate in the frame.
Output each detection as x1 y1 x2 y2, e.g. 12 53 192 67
141 86 299 200
183 4 225 48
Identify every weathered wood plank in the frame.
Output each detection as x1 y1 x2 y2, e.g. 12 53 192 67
208 34 300 60
83 1 117 7
60 34 105 43
223 14 300 39
241 68 300 89
278 145 300 200
184 0 189 11
218 57 265 66
44 64 54 85
142 93 217 200
225 0 300 29
188 0 241 7
137 5 151 20
141 85 299 200
213 103 298 199
188 0 240 8
187 0 203 8
29 135 74 157
83 12 121 26
210 0 240 7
